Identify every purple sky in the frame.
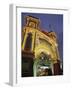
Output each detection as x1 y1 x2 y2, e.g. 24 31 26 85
21 13 63 61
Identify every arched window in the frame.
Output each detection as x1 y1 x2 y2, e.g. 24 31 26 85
21 29 26 45
24 33 32 51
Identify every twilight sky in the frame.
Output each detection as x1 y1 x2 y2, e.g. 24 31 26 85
21 13 63 61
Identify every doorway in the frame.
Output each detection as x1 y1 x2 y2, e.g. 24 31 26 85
22 56 34 77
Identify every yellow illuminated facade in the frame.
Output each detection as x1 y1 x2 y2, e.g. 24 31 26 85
21 16 61 77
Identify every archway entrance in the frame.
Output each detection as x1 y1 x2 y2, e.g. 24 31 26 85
34 52 53 76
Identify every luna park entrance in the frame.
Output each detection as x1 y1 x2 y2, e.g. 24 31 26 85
34 52 53 76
